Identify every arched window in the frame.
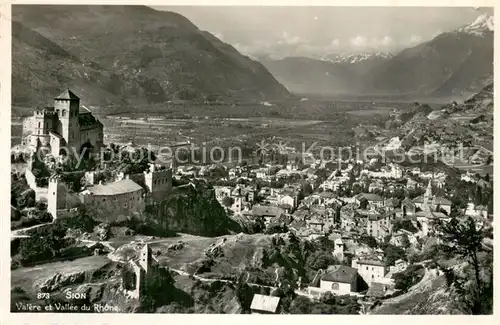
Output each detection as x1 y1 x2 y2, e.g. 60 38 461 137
62 110 66 117
331 282 339 290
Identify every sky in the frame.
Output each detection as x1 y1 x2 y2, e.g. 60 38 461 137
153 6 493 59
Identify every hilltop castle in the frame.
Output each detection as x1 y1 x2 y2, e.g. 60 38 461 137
22 89 103 157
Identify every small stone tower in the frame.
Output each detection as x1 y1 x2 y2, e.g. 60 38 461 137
47 174 68 220
138 243 153 274
423 180 432 210
144 163 173 202
333 238 345 261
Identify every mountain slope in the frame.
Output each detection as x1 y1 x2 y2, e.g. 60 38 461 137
12 5 290 113
261 15 493 99
363 16 493 97
261 53 391 96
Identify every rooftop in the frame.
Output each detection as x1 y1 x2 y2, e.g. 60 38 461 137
250 294 280 313
79 105 92 114
321 265 358 283
54 89 80 100
86 179 143 196
252 205 284 217
356 258 385 267
356 193 384 202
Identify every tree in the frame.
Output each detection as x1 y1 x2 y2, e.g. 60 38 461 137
140 267 176 311
400 234 411 249
438 217 492 314
221 196 234 207
306 250 338 271
393 264 425 291
382 244 406 266
290 296 314 314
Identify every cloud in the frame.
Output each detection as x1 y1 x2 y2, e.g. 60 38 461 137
409 34 422 44
214 32 224 41
279 31 302 45
350 35 368 47
330 38 340 48
381 36 393 46
350 35 393 49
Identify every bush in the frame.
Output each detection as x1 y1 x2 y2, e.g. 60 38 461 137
306 250 338 271
393 264 425 291
359 235 378 248
393 219 419 233
18 226 66 265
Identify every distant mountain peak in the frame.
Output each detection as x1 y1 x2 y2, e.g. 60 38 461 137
320 52 393 64
457 14 494 36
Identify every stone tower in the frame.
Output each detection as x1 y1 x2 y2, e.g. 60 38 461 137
47 174 68 220
138 243 153 274
54 89 80 151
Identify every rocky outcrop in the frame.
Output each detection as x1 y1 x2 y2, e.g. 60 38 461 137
37 271 87 292
94 223 112 241
148 185 242 237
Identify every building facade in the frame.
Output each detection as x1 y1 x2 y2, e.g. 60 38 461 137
319 265 358 295
352 258 388 286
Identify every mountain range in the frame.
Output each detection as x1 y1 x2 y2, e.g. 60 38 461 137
262 14 493 99
12 5 290 114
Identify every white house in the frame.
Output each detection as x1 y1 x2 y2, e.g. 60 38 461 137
319 265 358 295
352 258 388 286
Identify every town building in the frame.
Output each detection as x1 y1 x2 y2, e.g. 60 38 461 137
22 89 103 157
352 258 388 286
251 205 285 224
319 265 358 295
413 181 452 214
354 193 384 209
250 294 281 314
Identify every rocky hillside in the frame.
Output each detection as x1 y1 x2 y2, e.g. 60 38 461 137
444 83 493 115
385 102 433 130
12 5 290 113
145 184 242 237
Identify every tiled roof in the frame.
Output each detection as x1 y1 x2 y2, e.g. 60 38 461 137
87 179 143 196
319 191 336 198
55 89 79 100
252 205 283 217
79 105 92 114
357 258 385 267
356 193 384 202
433 197 452 205
321 265 358 283
385 198 400 207
250 294 280 313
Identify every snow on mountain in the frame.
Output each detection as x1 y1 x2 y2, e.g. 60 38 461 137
320 52 394 64
457 14 494 36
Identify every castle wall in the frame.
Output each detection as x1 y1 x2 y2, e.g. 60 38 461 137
81 190 144 222
25 169 49 202
49 133 62 157
79 126 103 152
